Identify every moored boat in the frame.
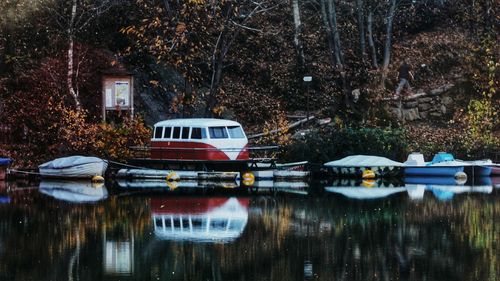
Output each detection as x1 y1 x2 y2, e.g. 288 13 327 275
39 156 108 179
461 159 493 177
324 155 404 178
404 152 465 177
0 158 11 180
150 118 249 161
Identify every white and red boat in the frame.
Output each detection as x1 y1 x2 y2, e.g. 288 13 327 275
150 118 249 161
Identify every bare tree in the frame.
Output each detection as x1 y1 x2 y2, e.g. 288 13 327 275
45 0 120 110
380 0 397 88
367 9 378 68
356 0 366 61
292 0 305 70
205 0 281 116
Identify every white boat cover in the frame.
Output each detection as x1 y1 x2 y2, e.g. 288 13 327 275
39 156 105 169
324 155 403 167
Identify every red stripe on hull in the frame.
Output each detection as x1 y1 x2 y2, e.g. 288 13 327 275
151 141 249 160
236 144 249 160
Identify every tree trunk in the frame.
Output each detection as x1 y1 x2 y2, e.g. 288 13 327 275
367 10 379 69
327 0 343 67
381 0 396 89
292 0 305 70
356 0 366 61
67 0 80 109
320 0 336 67
382 0 396 70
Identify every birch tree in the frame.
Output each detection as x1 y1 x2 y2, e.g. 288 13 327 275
292 0 305 70
45 0 120 110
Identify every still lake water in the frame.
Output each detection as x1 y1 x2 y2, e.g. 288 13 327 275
0 178 498 281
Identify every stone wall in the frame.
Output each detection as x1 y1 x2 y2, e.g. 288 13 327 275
388 83 459 121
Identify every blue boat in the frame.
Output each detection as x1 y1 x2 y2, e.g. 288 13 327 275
0 158 10 166
0 157 11 180
462 160 493 177
404 152 465 177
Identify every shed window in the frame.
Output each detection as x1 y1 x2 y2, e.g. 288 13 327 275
173 127 181 139
163 127 172 139
209 127 228 139
154 127 163 139
227 126 245 139
181 127 190 139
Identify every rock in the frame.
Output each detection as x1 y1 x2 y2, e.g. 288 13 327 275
403 108 420 121
419 111 429 119
429 83 454 96
403 100 418 108
418 103 432 111
441 96 453 105
406 92 426 100
441 105 447 114
419 97 433 103
391 108 403 119
430 112 442 118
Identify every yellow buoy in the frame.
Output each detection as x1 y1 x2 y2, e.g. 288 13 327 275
166 180 179 190
91 175 105 183
362 169 376 179
361 179 376 188
166 171 180 182
241 172 255 186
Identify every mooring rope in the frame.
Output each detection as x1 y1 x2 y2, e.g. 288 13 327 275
7 169 41 176
107 160 148 170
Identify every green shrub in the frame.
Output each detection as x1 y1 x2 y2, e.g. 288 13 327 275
282 126 409 164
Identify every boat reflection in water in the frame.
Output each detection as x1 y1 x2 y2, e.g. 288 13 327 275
406 176 493 201
325 177 494 201
116 179 240 190
151 197 249 243
250 180 310 195
325 178 411 200
39 180 108 203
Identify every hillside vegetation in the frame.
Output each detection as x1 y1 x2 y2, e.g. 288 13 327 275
0 0 498 166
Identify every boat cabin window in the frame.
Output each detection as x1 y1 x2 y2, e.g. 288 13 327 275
227 126 245 139
191 127 206 139
154 127 163 139
163 127 172 139
172 127 181 139
209 127 228 139
181 127 190 139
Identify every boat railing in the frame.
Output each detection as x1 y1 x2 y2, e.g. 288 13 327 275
129 145 280 160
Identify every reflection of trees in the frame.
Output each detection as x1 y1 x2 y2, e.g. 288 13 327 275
0 193 150 281
0 190 497 281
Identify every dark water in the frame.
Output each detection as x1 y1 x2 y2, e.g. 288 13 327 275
0 178 498 281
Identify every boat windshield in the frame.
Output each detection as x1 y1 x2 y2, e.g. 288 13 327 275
227 126 245 139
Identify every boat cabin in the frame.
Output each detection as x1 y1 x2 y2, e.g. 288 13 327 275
150 118 249 161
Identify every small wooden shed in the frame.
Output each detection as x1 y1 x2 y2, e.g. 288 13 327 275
101 68 134 122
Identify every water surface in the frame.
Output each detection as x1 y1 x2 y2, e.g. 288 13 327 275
0 178 498 281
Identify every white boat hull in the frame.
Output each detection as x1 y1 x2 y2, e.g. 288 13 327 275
39 156 108 179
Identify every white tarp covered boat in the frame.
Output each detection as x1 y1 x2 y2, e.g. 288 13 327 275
39 156 108 179
324 155 404 177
